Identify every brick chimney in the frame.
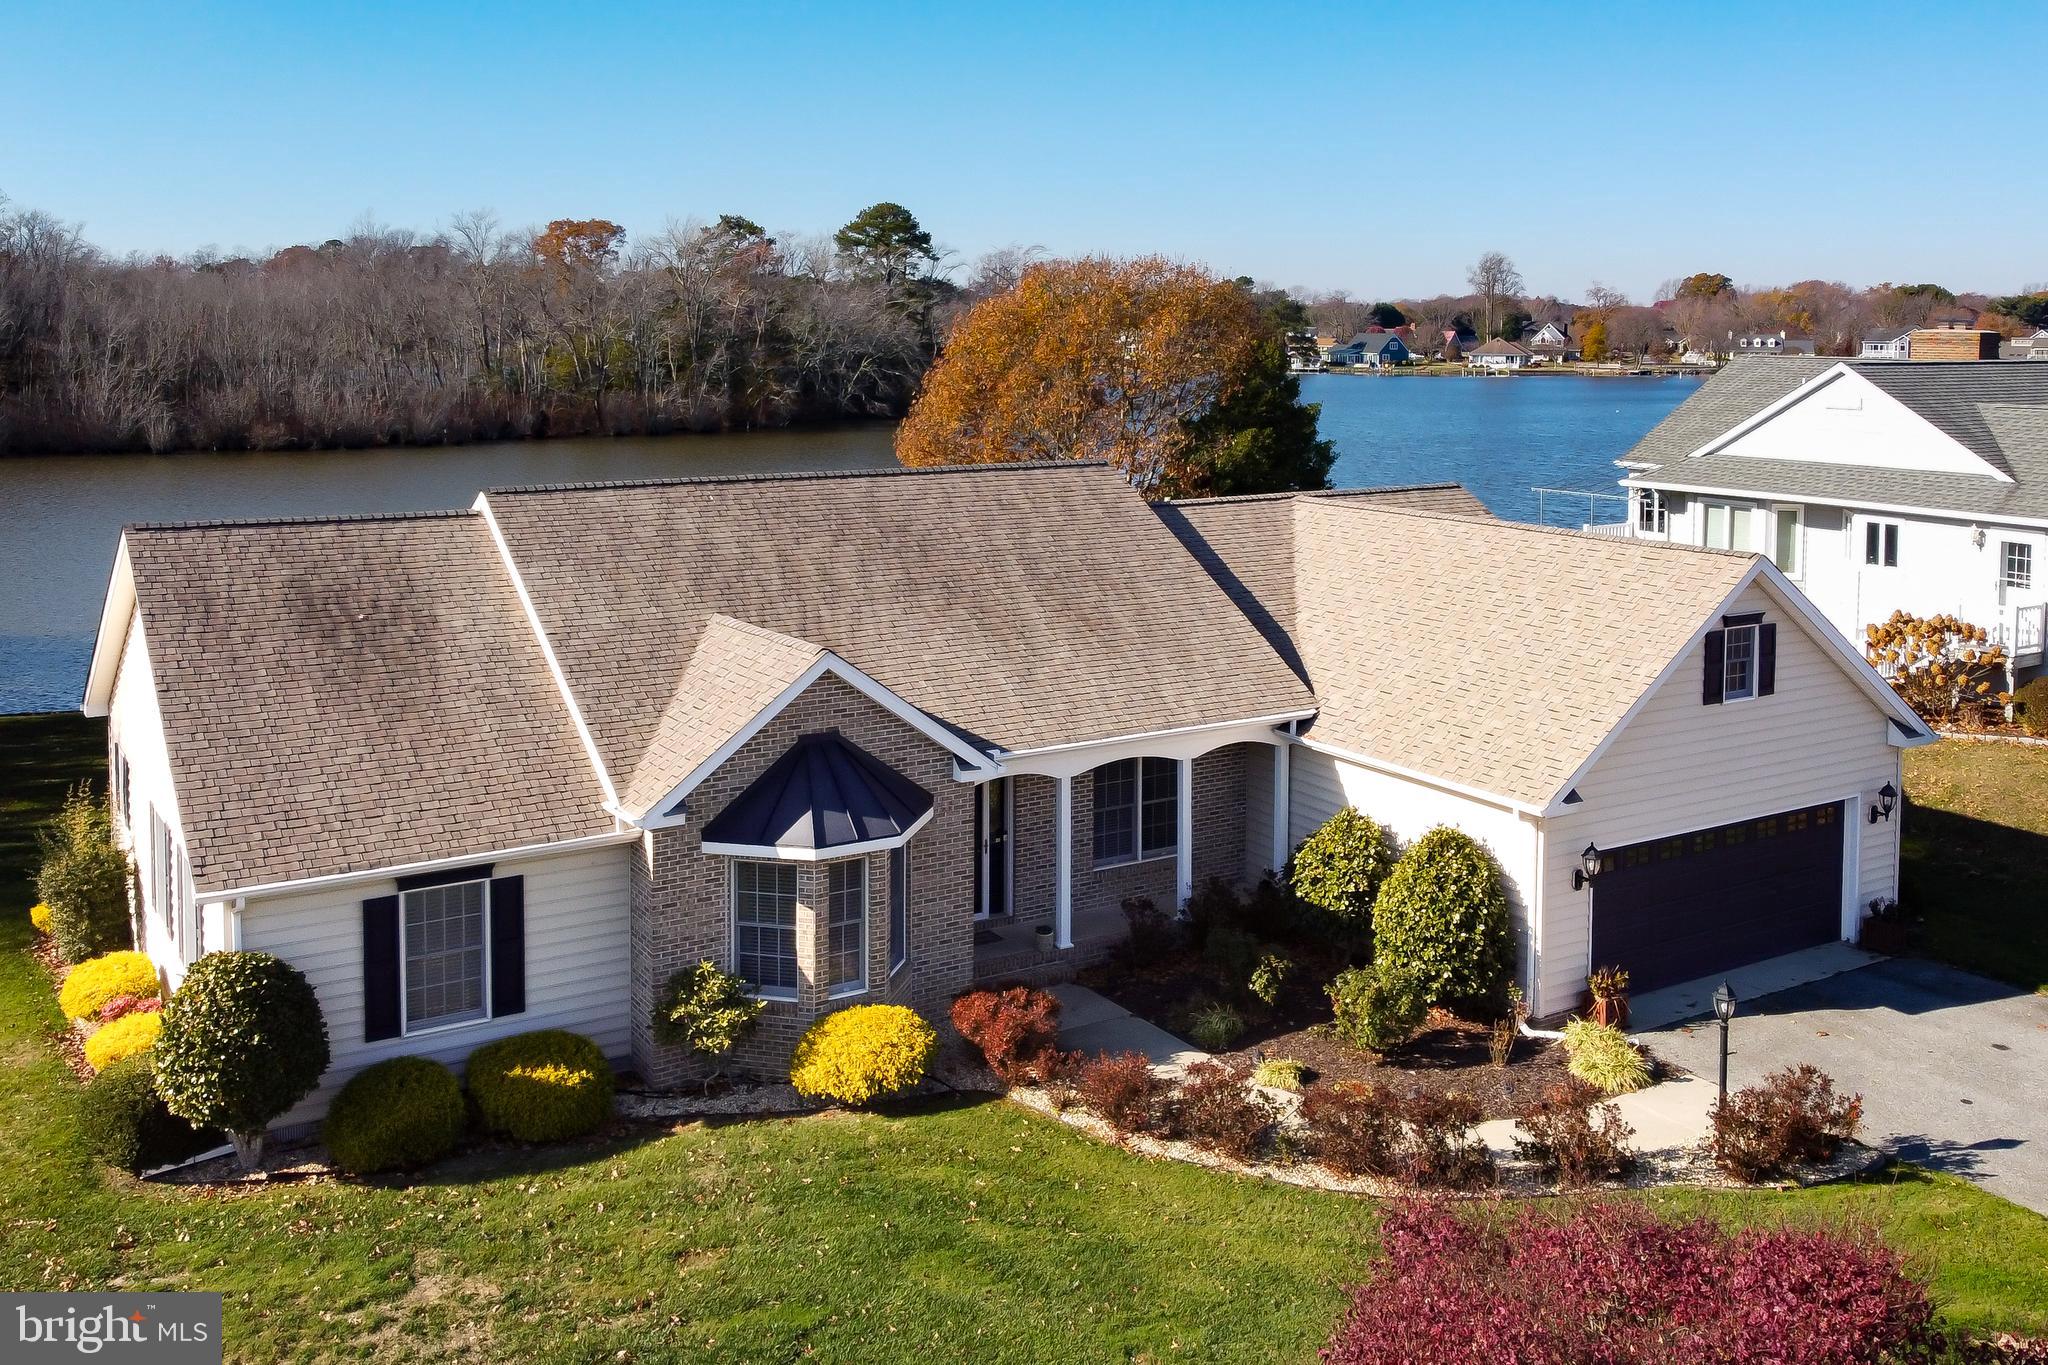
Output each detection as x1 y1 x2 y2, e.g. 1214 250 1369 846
1909 329 2001 361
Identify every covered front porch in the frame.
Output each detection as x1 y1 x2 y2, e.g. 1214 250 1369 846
970 902 1128 982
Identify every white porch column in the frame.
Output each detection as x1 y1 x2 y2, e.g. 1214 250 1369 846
1270 741 1291 872
1054 773 1074 949
1175 755 1195 913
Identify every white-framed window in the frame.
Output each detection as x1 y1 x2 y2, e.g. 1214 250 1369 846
2003 541 2033 590
1092 757 1179 866
401 878 489 1033
733 860 799 999
1702 501 1752 552
1723 623 1760 703
1770 505 1802 577
1636 489 1668 536
110 741 130 834
1864 520 1900 567
149 807 175 932
826 858 867 997
888 846 908 975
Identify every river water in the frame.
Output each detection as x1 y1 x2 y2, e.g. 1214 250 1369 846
0 374 1698 712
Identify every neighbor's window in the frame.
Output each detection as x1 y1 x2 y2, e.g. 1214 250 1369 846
826 858 867 996
1636 489 1668 535
1723 623 1760 702
1865 521 1900 567
1091 757 1179 866
1771 506 1802 576
733 861 799 998
402 879 488 1031
1703 502 1752 552
2003 541 2033 590
888 847 908 974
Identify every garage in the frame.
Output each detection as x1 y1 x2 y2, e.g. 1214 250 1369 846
1589 800 1846 993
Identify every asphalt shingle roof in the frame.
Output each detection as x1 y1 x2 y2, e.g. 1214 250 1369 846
1620 357 2048 520
124 513 615 894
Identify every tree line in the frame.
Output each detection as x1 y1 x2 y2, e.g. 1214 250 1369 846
0 196 961 455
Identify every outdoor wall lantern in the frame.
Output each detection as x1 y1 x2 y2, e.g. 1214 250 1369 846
1869 782 1898 824
1572 842 1602 891
1711 980 1738 1103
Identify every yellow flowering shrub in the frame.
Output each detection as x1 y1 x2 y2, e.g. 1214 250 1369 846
85 1011 162 1071
59 951 160 1022
789 1004 936 1105
30 901 54 934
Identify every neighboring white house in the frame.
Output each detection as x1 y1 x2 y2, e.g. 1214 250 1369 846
1468 337 1534 370
1615 356 2048 681
1730 329 1817 357
1860 327 1914 361
1522 320 1576 362
84 465 1925 1129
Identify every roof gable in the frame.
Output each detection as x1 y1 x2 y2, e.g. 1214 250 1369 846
1698 364 2012 481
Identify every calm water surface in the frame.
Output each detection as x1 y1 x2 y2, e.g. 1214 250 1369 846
0 375 1696 712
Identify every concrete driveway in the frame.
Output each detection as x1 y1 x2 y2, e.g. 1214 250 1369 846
1642 957 2048 1214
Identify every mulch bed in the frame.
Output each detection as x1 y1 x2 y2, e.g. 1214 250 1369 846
1078 948 1576 1121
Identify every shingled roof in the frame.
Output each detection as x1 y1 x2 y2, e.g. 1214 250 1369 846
1621 358 2048 520
122 513 615 895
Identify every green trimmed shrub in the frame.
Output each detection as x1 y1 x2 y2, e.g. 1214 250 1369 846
1248 951 1293 1007
467 1030 615 1142
153 951 328 1167
77 1055 221 1175
789 1005 936 1106
323 1058 466 1174
1250 1057 1308 1091
1287 807 1398 944
1371 826 1512 1009
36 785 133 964
1562 1018 1651 1095
1327 963 1425 1052
2017 676 2048 736
1182 1000 1245 1051
651 960 764 1081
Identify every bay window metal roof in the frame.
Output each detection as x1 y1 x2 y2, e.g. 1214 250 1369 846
700 731 933 857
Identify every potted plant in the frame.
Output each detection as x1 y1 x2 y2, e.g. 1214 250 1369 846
1857 898 1911 956
1586 965 1630 1029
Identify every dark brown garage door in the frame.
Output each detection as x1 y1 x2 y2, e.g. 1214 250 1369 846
1589 800 1844 994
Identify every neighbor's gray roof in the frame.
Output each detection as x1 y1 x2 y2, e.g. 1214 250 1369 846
123 513 614 893
1471 337 1533 356
1169 495 1756 807
482 462 1319 781
1620 357 2048 520
1344 332 1407 353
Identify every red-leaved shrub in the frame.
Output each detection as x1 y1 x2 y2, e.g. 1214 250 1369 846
949 987 1061 1084
1322 1201 1942 1365
1162 1061 1270 1162
1712 1064 1862 1182
96 994 162 1023
1396 1091 1495 1190
1074 1051 1164 1135
1513 1078 1636 1186
1299 1082 1403 1177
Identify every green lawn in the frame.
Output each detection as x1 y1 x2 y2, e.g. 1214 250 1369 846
3 712 2046 1361
1903 740 2048 994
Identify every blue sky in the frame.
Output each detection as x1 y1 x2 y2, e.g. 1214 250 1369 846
3 2 2041 302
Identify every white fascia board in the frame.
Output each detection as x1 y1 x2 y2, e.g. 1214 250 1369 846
996 711 1315 763
699 808 936 862
1292 735 1544 816
206 829 641 903
631 653 999 827
473 494 620 806
1536 559 1930 817
1619 474 2048 530
81 537 136 718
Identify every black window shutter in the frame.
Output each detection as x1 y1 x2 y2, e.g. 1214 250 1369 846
1702 628 1727 705
489 875 526 1018
1757 623 1778 697
362 894 401 1042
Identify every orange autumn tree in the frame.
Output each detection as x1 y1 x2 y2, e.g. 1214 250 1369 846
898 256 1325 497
1864 610 2014 725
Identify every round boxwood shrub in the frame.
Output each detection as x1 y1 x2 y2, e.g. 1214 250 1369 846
77 1055 221 1175
84 1010 162 1071
1288 807 1399 944
323 1057 466 1173
788 1004 936 1106
36 785 134 964
1371 827 1512 1010
59 950 160 1022
1327 962 1426 1052
466 1030 614 1142
153 951 329 1167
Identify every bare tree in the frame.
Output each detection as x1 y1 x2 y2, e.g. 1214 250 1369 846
1466 251 1523 339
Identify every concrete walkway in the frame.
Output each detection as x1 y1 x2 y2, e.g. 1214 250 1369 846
1049 983 1210 1072
1475 1071 1718 1161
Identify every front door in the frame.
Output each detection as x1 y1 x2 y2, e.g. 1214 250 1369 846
975 778 1011 919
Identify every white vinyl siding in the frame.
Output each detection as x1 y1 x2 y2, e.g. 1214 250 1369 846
239 843 633 1129
105 609 193 983
1540 580 1901 1014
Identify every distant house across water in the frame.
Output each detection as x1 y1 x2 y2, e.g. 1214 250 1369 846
1467 337 1533 370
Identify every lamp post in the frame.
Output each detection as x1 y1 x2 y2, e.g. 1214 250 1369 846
1711 981 1738 1104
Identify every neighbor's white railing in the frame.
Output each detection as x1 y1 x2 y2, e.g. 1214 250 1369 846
1532 486 1632 536
2001 602 2047 657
